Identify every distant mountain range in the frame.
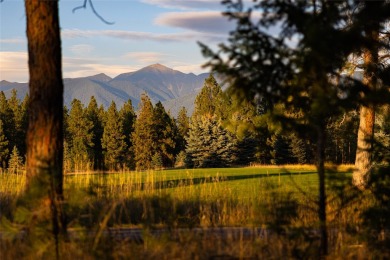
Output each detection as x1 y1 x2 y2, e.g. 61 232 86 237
0 64 211 117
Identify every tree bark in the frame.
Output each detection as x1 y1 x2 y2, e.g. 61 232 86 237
24 0 66 246
316 124 328 256
353 18 379 189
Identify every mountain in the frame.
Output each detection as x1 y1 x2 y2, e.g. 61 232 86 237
109 64 208 108
0 64 209 114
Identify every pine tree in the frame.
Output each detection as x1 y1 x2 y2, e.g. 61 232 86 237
186 116 237 168
7 90 29 161
193 74 229 120
290 133 311 164
119 99 136 169
101 101 127 170
67 99 94 171
8 146 23 174
85 96 104 170
63 105 71 172
224 97 265 165
176 107 190 154
325 112 358 164
153 101 177 168
267 134 294 165
19 94 29 158
0 91 15 156
132 94 155 170
0 119 9 169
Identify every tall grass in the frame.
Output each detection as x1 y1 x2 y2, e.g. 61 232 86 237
0 166 386 258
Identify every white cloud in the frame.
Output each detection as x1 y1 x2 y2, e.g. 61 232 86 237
123 52 168 64
171 62 207 74
141 0 254 10
141 0 223 10
155 11 233 34
62 29 225 43
62 57 137 78
0 38 26 44
69 44 94 56
0 52 28 82
0 51 207 82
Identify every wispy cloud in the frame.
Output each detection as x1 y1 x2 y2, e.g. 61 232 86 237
0 50 208 82
155 11 233 34
123 52 168 64
0 52 28 82
141 0 254 10
170 62 206 74
69 44 94 56
62 29 225 43
141 0 223 10
62 57 138 78
0 38 26 44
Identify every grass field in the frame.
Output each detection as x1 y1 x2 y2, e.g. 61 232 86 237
1 165 387 259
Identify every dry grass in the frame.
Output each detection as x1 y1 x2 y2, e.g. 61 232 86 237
0 165 388 259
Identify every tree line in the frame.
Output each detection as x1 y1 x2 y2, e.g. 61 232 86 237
2 74 384 172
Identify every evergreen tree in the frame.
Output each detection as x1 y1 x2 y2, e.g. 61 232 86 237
290 133 311 164
153 101 177 168
186 116 237 168
193 74 229 120
8 146 23 174
7 90 28 161
119 99 136 168
0 119 9 169
85 96 104 170
267 134 293 165
176 106 190 154
19 94 29 158
0 91 15 155
67 99 94 171
98 104 106 127
224 97 266 165
63 106 71 172
325 111 358 164
132 94 155 170
102 101 127 170
200 1 390 254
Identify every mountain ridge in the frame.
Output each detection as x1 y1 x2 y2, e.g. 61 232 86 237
0 64 209 116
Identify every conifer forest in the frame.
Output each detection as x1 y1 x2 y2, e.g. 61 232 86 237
1 0 390 259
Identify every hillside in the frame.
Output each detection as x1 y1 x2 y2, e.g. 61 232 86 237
0 64 209 114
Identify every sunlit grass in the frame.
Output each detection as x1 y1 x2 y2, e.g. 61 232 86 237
1 165 384 258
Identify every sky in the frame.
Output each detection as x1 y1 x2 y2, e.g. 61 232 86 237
0 0 240 83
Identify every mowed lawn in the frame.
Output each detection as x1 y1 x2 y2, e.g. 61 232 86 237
1 165 353 199
64 166 320 197
1 165 356 229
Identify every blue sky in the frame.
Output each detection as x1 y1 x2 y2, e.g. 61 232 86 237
0 0 239 82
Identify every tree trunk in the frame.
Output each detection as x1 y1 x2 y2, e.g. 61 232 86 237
353 18 379 189
316 124 328 256
24 0 66 249
353 104 375 188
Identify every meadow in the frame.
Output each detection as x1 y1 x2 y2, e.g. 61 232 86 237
0 165 385 259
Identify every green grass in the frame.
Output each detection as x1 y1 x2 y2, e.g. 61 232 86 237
3 165 384 259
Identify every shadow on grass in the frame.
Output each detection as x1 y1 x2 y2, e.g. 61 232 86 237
110 171 318 192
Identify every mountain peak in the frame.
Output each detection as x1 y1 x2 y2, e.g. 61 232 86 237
88 73 112 82
141 63 176 73
148 63 171 70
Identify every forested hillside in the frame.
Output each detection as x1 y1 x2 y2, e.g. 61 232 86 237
1 74 379 173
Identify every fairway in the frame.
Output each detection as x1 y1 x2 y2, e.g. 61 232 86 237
1 165 380 259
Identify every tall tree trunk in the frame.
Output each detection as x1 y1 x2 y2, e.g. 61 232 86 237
316 124 328 256
353 14 379 189
24 0 66 251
